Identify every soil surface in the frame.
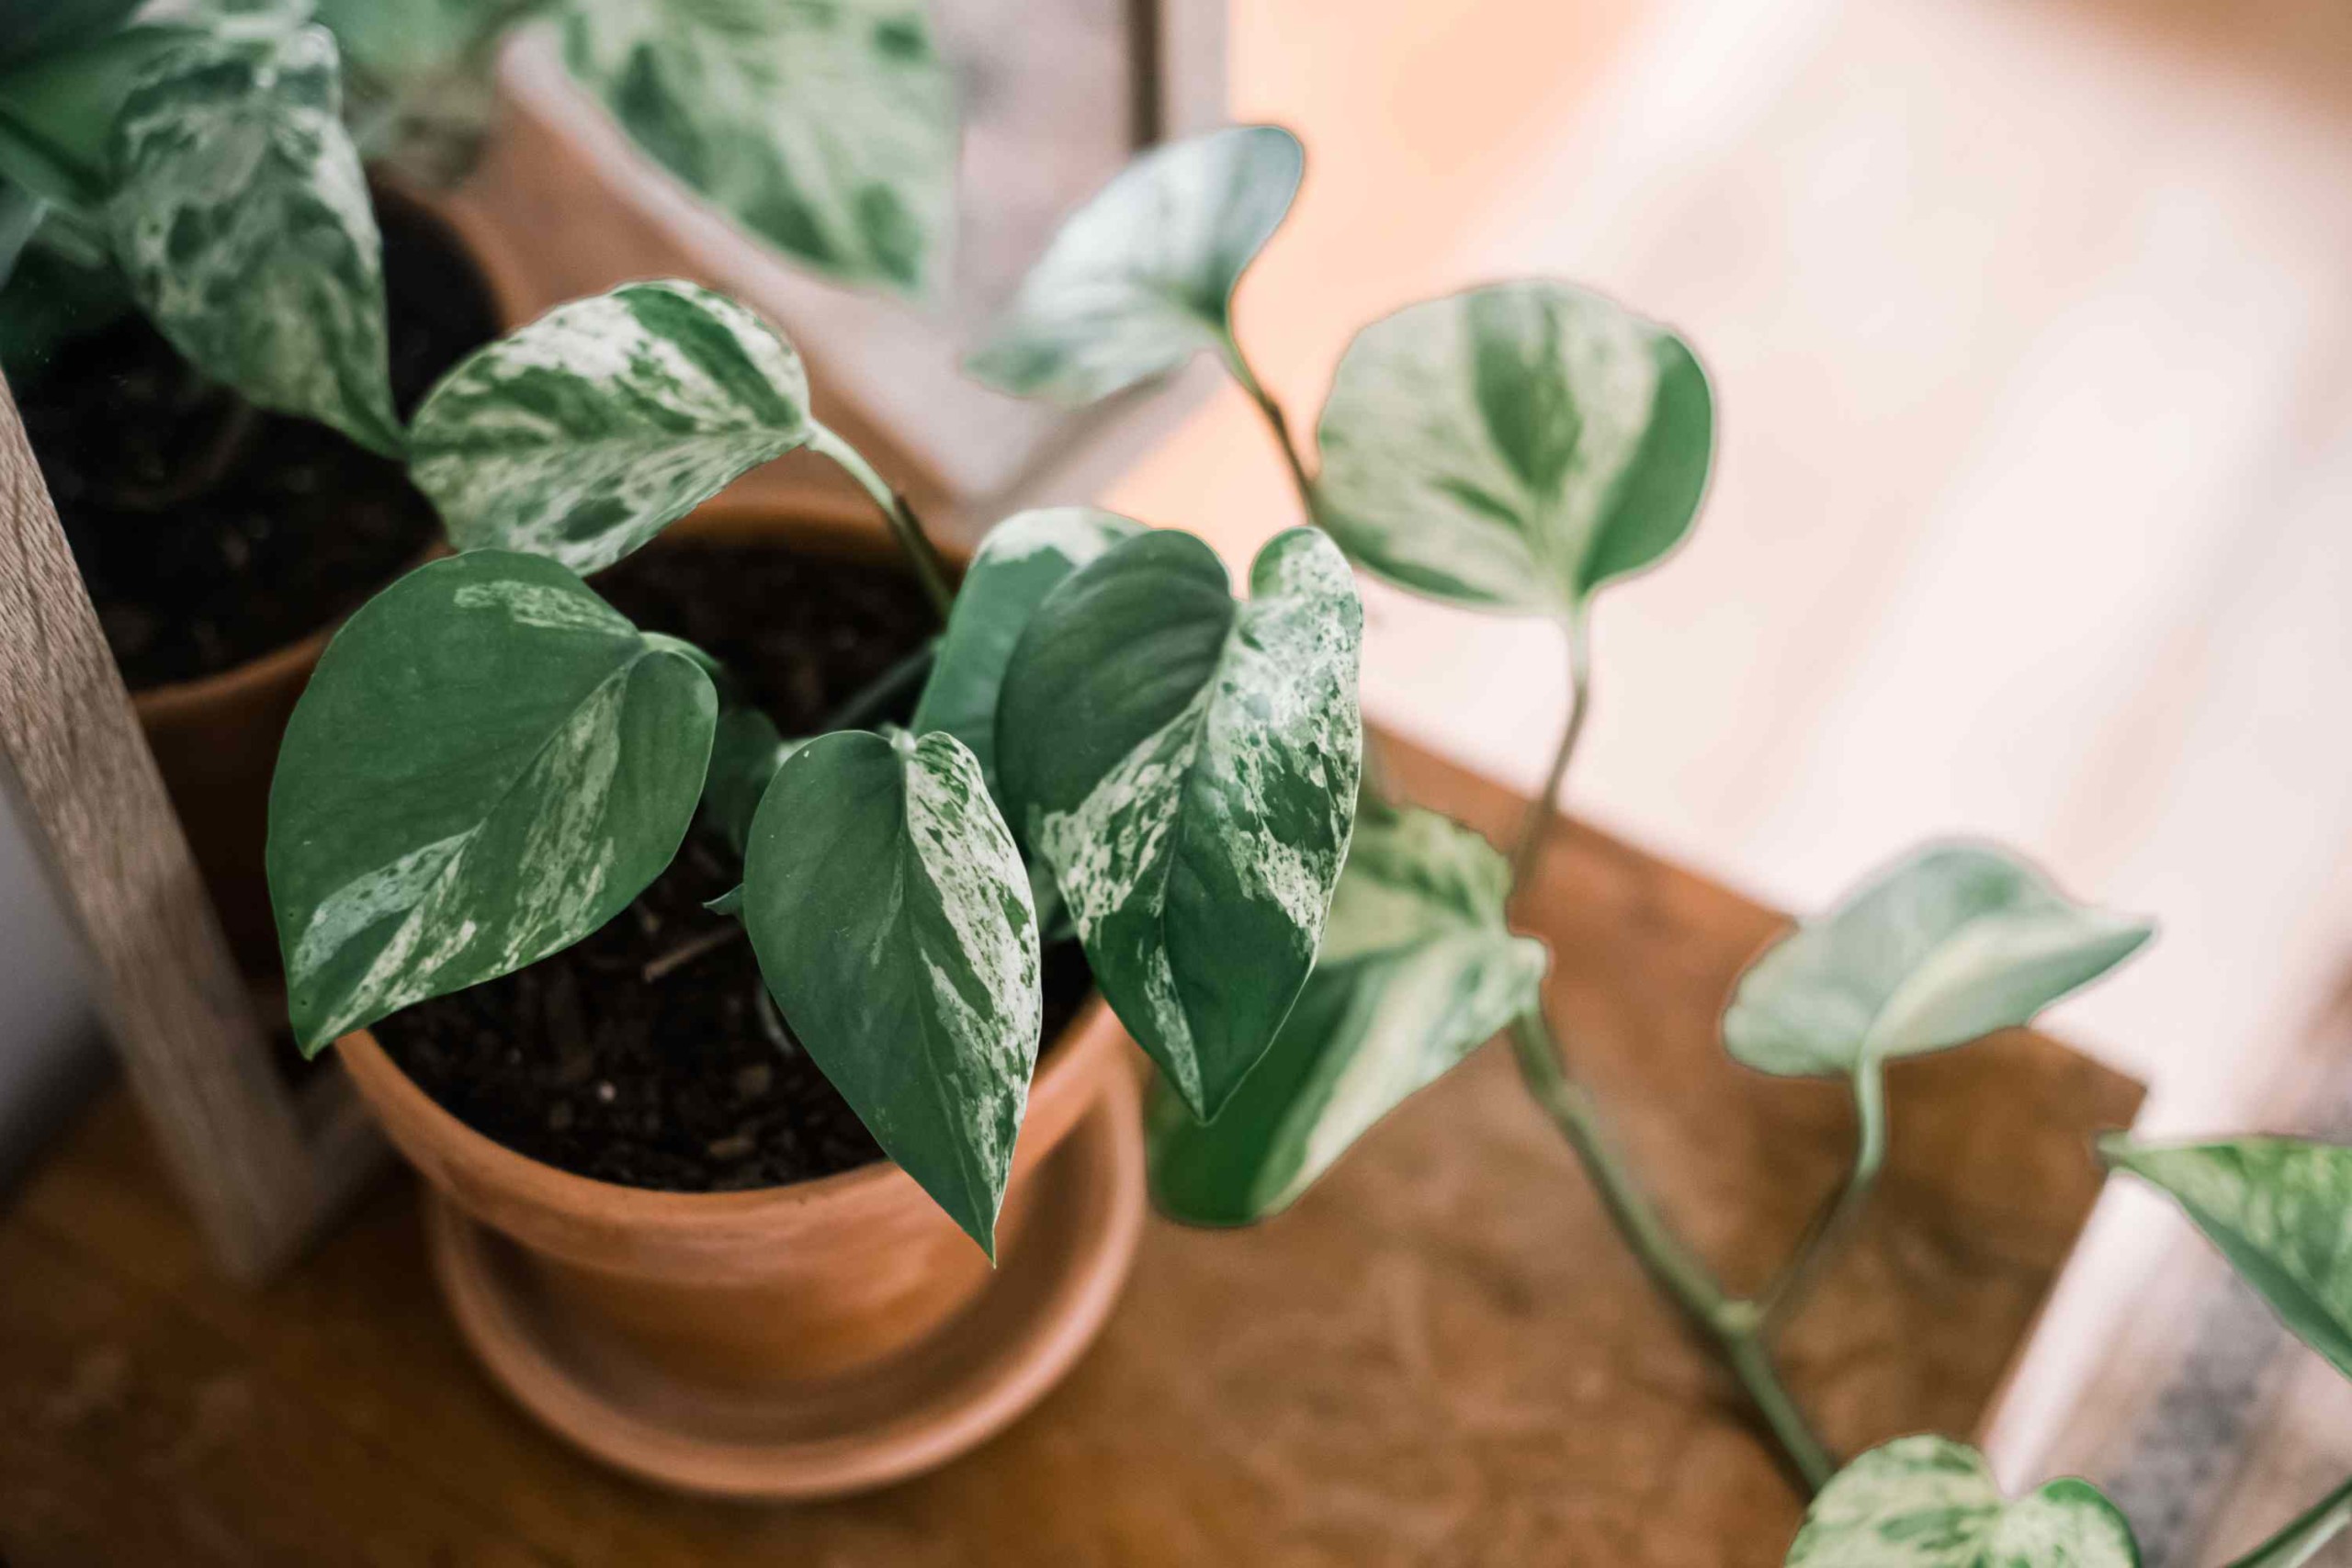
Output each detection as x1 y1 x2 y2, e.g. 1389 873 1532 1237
378 539 1096 1191
18 189 499 689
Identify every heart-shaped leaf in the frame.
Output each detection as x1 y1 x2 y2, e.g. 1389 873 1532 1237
910 505 1146 803
2101 1137 2352 1383
1314 279 1712 615
997 525 1363 1119
1723 842 2153 1080
268 550 717 1052
1148 801 1546 1224
105 24 400 455
561 0 955 299
1787 1437 2139 1567
741 729 1041 1255
967 124 1302 405
408 279 812 575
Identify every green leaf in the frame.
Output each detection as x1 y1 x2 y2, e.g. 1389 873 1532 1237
1723 842 2153 1080
1313 279 1713 615
561 0 955 299
741 729 1041 1256
408 279 813 574
910 506 1147 803
0 0 146 72
105 23 400 454
268 550 718 1053
0 177 41 287
997 525 1363 1119
967 124 1302 404
0 19 200 209
0 204 126 378
2101 1137 2352 1383
1148 801 1546 1224
697 701 799 855
2222 1475 2352 1568
1787 1437 2139 1568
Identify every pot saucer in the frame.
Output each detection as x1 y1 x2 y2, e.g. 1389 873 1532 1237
424 1066 1145 1500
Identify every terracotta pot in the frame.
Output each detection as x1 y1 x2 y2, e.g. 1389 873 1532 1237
329 504 1144 1495
126 178 527 976
340 989 1131 1375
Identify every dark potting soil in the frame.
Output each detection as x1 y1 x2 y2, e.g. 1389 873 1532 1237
17 189 499 689
376 540 1097 1191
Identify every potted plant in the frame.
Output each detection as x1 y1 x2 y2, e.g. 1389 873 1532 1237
306 0 956 299
0 2 515 969
980 126 2352 1559
259 261 1360 1490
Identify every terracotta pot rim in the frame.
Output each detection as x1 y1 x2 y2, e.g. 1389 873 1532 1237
334 993 1120 1225
127 174 523 723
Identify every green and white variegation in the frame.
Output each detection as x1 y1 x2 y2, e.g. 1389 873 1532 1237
741 729 1041 1256
408 280 812 574
268 551 717 1053
105 23 400 455
1723 842 2154 1081
1787 1438 2139 1568
2101 1137 2352 1383
1314 279 1712 616
562 0 956 299
911 505 1146 805
967 124 1302 404
1148 801 1547 1224
997 525 1363 1120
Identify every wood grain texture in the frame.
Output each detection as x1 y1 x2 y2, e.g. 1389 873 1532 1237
0 733 2140 1566
0 378 380 1281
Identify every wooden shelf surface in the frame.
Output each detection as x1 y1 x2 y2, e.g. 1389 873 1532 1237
0 738 2140 1567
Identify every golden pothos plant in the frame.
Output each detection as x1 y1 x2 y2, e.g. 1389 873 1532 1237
973 124 2352 1565
201 75 2342 1551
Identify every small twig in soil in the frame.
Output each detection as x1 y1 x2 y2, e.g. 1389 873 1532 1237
639 922 744 983
753 985 796 1055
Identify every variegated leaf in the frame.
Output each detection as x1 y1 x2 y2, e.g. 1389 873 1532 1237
2101 1137 2352 1383
408 280 811 574
741 729 1041 1256
562 0 955 299
997 525 1363 1120
268 551 717 1053
105 23 400 454
1723 841 2153 1079
1314 279 1712 615
1149 801 1546 1224
967 125 1302 404
1787 1437 2139 1568
0 18 196 207
910 505 1146 804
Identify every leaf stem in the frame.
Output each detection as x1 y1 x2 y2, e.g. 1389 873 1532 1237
2222 1472 2352 1568
1758 1065 1888 1332
810 423 955 622
1508 610 1592 899
1500 609 1832 1492
1510 1010 1837 1492
1222 333 1318 511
